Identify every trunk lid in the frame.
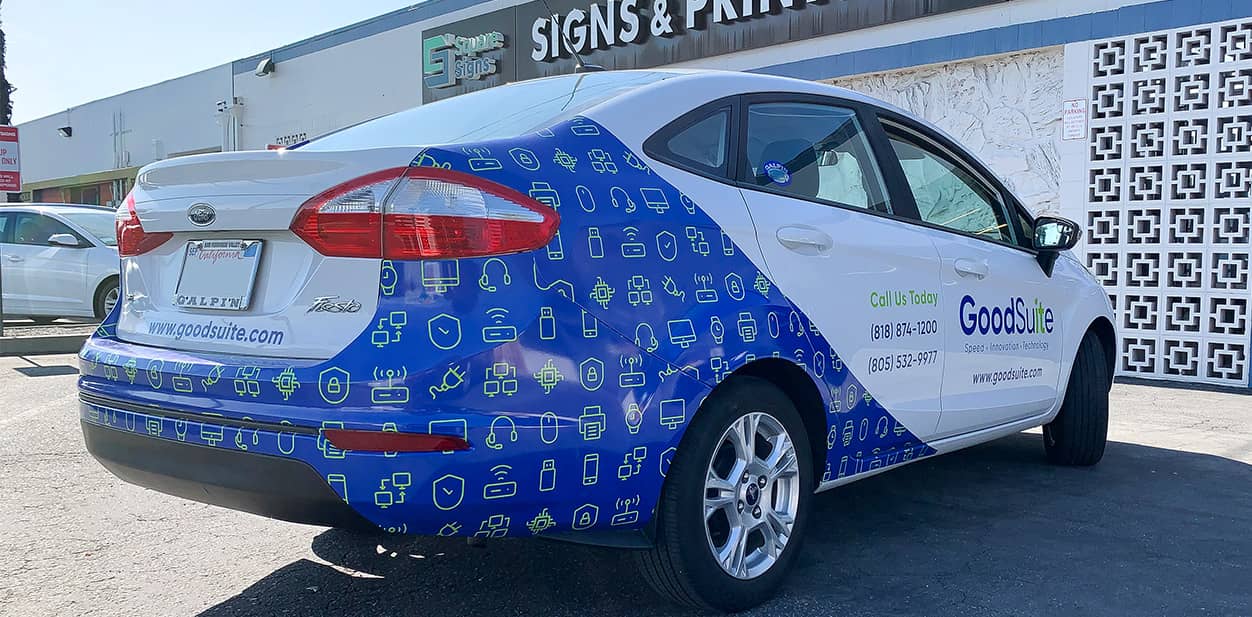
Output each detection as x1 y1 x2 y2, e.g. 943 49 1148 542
116 147 421 360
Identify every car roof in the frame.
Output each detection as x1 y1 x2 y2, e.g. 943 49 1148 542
0 203 115 215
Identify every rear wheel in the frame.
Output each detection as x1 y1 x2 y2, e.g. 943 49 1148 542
94 278 120 320
636 377 812 611
1043 332 1110 466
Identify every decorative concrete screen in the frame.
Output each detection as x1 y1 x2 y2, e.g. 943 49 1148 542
1081 18 1252 387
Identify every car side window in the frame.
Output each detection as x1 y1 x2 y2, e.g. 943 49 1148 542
1016 207 1037 249
887 132 1013 243
0 214 10 244
646 104 734 179
664 109 729 172
742 102 889 212
10 213 77 246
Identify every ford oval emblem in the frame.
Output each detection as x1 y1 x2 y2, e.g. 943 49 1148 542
187 203 216 226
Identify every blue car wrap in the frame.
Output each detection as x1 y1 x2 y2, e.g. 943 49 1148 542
78 116 935 539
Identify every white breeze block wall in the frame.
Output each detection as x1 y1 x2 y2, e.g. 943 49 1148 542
1068 17 1252 388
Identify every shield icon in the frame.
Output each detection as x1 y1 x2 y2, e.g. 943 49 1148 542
432 474 465 511
318 367 351 405
427 313 462 351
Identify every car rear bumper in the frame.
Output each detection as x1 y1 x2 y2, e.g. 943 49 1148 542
82 416 376 530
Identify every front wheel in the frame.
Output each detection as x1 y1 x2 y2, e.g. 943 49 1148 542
636 377 812 611
1043 332 1110 466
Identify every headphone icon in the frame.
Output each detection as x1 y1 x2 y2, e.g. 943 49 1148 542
479 258 512 292
610 186 636 213
788 310 804 334
634 322 659 353
485 415 518 450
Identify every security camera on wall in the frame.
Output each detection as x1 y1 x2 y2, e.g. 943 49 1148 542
255 57 276 77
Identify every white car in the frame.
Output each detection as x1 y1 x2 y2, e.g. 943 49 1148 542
78 70 1115 611
0 203 120 321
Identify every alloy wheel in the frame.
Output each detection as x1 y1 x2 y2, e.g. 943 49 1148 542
703 411 801 580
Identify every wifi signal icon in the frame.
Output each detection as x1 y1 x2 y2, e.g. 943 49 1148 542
484 464 516 500
621 226 647 258
482 307 518 343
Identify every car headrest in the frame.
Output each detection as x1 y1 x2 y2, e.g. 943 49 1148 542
756 139 819 197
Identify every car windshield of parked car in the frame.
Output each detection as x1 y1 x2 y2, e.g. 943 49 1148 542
299 71 674 151
60 211 118 246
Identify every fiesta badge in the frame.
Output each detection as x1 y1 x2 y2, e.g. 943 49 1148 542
187 203 216 226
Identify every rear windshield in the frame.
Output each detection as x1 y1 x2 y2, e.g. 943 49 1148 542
299 71 673 151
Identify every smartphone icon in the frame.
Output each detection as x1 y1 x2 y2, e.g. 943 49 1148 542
582 453 599 486
582 310 598 338
546 230 565 260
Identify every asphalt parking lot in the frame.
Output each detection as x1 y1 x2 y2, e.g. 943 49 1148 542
1 353 1248 617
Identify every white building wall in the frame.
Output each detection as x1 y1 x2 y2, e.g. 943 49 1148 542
829 48 1065 216
18 66 232 184
232 0 524 151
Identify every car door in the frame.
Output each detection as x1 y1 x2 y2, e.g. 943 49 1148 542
7 212 90 316
879 121 1066 438
734 96 947 442
0 212 32 314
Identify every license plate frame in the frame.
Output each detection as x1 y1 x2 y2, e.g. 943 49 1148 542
173 239 264 311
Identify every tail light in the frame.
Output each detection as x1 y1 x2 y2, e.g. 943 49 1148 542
290 166 559 259
116 192 173 256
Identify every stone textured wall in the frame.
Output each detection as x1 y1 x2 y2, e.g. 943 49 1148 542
830 48 1064 215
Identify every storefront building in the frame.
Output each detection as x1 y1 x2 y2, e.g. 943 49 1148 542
14 0 1252 388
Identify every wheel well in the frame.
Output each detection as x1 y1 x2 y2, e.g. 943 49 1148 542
1085 316 1116 377
729 358 827 480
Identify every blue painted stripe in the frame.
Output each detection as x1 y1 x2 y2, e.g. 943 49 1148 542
753 0 1252 80
231 0 497 75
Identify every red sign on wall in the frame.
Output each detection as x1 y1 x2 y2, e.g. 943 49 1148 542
0 126 19 192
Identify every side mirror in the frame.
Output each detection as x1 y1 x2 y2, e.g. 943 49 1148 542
48 233 82 248
1033 216 1081 277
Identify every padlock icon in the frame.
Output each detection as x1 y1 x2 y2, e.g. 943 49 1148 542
572 503 599 530
580 358 605 392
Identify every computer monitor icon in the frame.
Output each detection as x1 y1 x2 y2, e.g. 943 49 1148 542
659 399 686 429
667 319 697 349
422 260 459 293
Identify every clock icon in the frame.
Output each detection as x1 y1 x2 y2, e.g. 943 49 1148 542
710 316 726 344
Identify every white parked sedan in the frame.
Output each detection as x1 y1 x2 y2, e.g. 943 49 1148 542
0 203 120 321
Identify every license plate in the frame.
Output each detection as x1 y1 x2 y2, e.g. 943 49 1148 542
173 240 263 311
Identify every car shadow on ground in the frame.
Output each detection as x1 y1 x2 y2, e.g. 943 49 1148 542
197 433 1251 617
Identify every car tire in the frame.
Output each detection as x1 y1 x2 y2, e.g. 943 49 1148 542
1043 332 1110 466
635 376 812 612
94 278 120 320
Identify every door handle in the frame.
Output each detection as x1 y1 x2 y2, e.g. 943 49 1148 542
776 226 833 253
4 255 21 262
954 258 989 279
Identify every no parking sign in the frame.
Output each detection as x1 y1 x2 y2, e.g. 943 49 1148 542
0 126 19 192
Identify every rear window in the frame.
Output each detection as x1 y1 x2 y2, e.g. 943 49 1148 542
61 210 118 246
300 71 674 151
